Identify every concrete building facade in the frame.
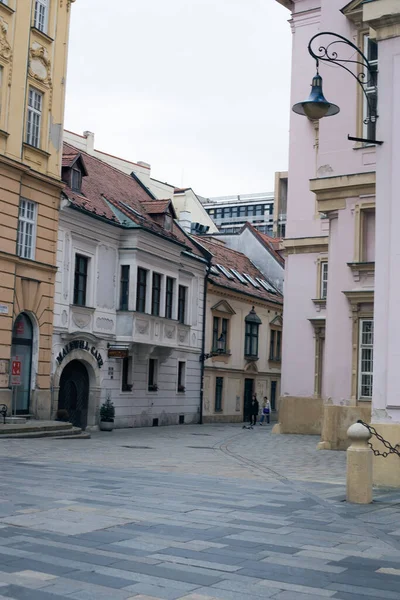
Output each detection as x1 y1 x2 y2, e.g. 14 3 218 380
0 0 75 417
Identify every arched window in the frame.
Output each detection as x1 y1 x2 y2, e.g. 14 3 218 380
11 313 33 414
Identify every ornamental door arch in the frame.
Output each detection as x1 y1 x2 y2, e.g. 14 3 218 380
58 360 89 430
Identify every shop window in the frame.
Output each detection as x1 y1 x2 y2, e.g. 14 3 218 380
177 361 186 393
10 313 33 415
148 358 158 392
121 357 132 392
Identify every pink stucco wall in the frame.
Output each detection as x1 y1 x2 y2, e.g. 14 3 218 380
281 0 378 406
372 37 400 422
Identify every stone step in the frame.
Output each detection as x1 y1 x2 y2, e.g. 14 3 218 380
0 426 90 439
0 420 73 435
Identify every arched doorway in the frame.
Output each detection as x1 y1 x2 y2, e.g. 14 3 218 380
11 313 33 415
58 361 89 429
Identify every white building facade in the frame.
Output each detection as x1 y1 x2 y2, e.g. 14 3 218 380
52 144 207 430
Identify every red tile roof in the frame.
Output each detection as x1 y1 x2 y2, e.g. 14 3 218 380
141 199 174 215
62 143 204 258
192 236 282 304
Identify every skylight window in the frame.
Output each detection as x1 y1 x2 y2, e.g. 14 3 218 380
256 277 277 294
217 264 234 279
210 266 220 275
243 273 260 288
231 269 248 284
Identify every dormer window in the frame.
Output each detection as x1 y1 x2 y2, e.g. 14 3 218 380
71 167 82 192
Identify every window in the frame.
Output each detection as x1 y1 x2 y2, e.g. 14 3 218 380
211 316 228 353
320 261 328 299
26 88 42 148
358 319 374 399
34 0 49 33
165 277 174 319
178 285 187 324
136 267 147 313
119 265 130 311
269 329 282 361
212 316 219 351
71 167 82 193
255 205 263 216
17 199 37 260
177 361 186 392
73 255 88 306
151 273 161 316
361 209 375 262
245 322 259 358
122 357 132 392
215 377 223 412
148 358 158 391
363 35 378 141
269 330 275 360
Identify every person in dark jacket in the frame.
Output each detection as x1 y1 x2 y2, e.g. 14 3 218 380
250 394 259 426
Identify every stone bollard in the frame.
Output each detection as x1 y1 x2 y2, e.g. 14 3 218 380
346 422 373 504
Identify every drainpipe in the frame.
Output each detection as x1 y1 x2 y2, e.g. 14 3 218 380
199 258 211 425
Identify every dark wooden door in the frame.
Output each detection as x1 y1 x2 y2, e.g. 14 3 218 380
243 378 254 422
58 360 89 430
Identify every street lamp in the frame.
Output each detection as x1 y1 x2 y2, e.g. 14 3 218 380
199 334 225 362
292 32 382 145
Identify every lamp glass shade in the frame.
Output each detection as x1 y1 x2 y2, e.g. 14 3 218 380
292 73 340 120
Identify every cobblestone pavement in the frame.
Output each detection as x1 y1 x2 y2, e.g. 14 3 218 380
0 424 400 599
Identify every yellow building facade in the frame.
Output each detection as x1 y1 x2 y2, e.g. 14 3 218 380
0 0 75 417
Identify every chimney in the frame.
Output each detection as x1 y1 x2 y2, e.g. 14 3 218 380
137 161 151 170
83 131 94 154
179 210 192 233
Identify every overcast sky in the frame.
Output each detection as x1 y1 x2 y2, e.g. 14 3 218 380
64 1 292 198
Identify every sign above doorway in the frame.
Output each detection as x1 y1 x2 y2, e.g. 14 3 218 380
56 340 103 368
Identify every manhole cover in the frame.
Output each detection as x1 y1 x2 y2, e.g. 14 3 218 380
120 445 154 449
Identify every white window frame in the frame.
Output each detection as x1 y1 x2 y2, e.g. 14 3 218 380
320 261 328 299
17 199 37 260
358 318 374 400
362 35 378 140
26 88 43 148
34 0 49 34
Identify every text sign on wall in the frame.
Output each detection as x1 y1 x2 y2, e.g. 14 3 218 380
0 304 9 315
107 348 129 359
56 340 104 368
11 356 22 386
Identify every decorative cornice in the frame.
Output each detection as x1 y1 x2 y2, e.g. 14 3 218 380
343 289 374 306
363 0 400 41
282 236 329 256
310 172 376 213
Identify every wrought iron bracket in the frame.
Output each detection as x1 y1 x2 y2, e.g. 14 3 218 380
308 32 383 144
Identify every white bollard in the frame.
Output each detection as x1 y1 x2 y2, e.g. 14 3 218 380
346 422 373 504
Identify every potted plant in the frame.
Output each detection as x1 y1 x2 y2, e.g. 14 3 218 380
55 409 69 422
99 396 115 431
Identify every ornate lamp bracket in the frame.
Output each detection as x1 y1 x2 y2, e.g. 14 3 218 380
308 32 382 145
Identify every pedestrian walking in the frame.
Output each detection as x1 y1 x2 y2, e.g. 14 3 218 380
259 397 271 425
250 394 259 426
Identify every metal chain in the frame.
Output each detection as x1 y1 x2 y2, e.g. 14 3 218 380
357 420 400 458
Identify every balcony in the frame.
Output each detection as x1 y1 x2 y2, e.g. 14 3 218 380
116 312 193 349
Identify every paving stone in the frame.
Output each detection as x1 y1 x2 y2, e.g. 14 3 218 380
1 425 400 600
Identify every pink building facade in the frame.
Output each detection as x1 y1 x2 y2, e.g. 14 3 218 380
276 0 400 485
